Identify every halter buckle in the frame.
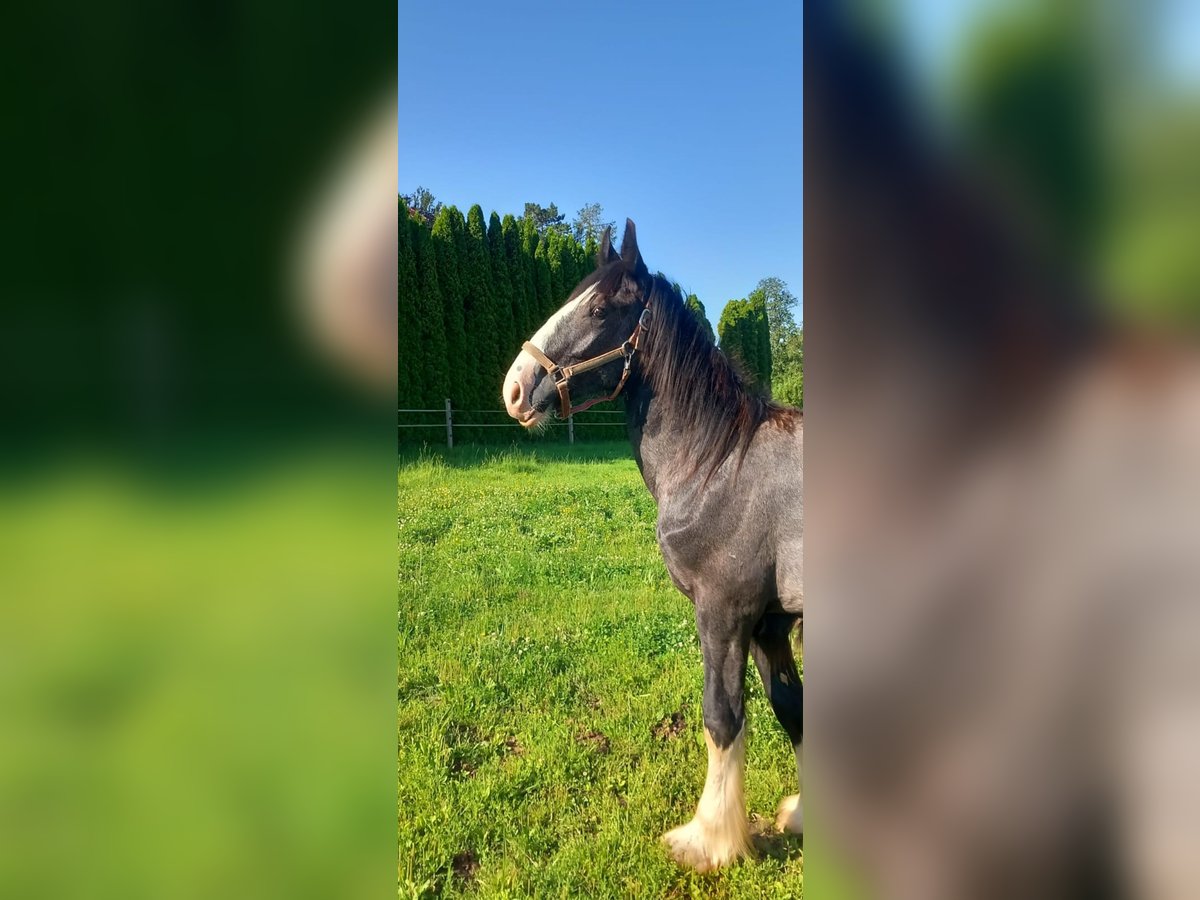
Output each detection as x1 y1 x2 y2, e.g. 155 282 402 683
638 306 652 331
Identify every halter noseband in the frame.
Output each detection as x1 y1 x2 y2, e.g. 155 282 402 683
522 304 651 419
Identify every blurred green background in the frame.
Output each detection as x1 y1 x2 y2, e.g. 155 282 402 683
1 1 396 897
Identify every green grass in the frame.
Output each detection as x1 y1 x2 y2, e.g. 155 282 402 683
1 441 396 900
398 442 803 899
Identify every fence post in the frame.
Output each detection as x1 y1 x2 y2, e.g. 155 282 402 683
445 398 453 448
568 414 575 445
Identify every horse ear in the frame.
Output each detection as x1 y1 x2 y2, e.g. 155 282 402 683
620 218 645 275
598 227 617 265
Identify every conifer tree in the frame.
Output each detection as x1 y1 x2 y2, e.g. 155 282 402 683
545 231 564 306
501 214 528 348
534 237 554 320
557 238 579 295
411 218 450 406
749 288 773 393
431 207 469 406
685 293 716 343
464 205 498 408
487 211 514 369
718 298 767 388
520 216 542 332
397 202 419 406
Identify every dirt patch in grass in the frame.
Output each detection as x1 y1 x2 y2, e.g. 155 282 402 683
502 736 525 756
575 728 611 754
651 711 687 741
451 850 480 883
749 813 804 862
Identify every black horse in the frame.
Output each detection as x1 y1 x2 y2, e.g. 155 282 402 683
502 221 803 871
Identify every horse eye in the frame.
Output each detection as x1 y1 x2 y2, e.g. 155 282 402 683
590 306 606 319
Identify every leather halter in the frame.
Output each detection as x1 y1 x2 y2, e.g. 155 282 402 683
522 305 651 419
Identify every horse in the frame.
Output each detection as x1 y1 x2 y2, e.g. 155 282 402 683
501 221 803 872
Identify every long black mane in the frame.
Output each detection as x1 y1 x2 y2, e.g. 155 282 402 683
634 275 798 479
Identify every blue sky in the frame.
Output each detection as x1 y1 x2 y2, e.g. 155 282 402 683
398 2 803 329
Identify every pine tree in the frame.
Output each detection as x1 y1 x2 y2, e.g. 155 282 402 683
431 207 469 407
411 217 450 406
397 202 419 406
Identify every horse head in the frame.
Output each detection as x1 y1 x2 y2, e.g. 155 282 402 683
502 219 650 427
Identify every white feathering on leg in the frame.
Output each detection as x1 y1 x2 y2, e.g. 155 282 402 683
662 726 752 871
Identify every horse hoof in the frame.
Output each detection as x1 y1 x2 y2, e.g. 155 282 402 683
662 818 751 872
775 794 803 834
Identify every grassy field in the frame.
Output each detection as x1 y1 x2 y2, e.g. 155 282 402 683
398 442 803 899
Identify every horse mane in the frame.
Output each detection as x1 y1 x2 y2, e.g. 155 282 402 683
635 274 798 480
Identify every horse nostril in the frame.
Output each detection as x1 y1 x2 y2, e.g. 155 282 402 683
509 381 522 406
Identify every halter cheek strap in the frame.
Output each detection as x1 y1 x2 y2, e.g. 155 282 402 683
522 305 651 419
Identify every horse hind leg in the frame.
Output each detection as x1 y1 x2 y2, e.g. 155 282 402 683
662 606 754 872
750 612 803 834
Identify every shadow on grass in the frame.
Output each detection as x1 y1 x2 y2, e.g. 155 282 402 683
752 826 803 863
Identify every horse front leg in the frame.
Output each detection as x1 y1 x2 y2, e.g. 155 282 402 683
750 612 804 834
662 604 754 871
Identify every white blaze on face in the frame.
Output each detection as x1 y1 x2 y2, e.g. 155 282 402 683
502 285 598 422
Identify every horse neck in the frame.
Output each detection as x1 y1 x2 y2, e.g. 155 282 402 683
624 358 724 504
624 375 675 503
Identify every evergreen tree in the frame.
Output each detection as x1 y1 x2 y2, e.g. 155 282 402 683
523 202 567 236
520 216 542 332
571 202 615 244
718 297 769 389
448 206 480 406
577 240 593 279
748 288 773 393
463 205 497 408
401 186 442 224
487 211 514 368
501 214 528 348
545 231 564 305
556 236 579 297
685 293 716 343
397 202 420 406
410 217 450 406
533 237 554 320
431 207 469 407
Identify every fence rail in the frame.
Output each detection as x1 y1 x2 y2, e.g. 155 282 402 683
398 399 624 446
